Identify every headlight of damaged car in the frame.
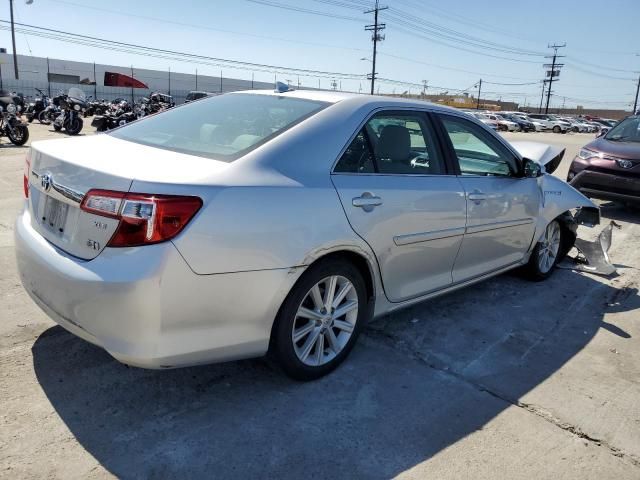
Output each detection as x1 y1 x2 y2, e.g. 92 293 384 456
578 148 597 160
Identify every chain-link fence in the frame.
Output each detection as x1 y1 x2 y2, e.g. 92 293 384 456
0 53 284 105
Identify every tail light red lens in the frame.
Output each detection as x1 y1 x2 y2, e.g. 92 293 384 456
81 189 202 247
23 150 31 198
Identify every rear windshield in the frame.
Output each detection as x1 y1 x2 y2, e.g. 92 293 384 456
111 93 329 161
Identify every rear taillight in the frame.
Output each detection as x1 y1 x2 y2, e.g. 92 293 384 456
23 150 31 198
81 189 202 247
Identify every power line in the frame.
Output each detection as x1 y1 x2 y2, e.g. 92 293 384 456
0 20 365 79
245 0 362 21
48 0 367 53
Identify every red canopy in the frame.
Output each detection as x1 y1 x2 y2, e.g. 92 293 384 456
104 72 148 89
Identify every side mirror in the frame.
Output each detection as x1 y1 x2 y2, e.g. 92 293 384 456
523 158 543 178
596 129 606 138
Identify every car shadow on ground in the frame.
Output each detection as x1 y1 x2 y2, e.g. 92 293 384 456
599 202 640 224
30 259 639 479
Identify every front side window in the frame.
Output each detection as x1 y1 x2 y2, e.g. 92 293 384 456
441 115 517 177
334 112 446 175
111 93 328 161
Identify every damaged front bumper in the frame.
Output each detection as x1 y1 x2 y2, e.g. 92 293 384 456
560 210 621 276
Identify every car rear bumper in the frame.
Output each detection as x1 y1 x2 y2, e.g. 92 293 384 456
569 169 640 204
15 206 302 368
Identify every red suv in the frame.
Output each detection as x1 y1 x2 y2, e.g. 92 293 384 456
568 115 640 206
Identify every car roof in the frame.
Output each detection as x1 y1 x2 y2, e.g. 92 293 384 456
236 89 465 115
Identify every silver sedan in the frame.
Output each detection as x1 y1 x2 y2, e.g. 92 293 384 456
15 88 600 380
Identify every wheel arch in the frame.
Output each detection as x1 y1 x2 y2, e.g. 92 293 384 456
268 247 378 353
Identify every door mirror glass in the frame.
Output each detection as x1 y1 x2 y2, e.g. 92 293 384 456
523 158 542 178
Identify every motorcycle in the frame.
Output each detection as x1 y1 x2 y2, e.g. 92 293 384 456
24 88 49 124
0 91 29 146
91 99 139 132
52 87 87 135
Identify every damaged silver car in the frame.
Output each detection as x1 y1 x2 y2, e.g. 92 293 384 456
15 87 606 380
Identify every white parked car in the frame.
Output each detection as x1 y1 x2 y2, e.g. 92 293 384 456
485 113 519 131
470 112 499 130
514 114 545 132
528 114 569 133
15 88 601 379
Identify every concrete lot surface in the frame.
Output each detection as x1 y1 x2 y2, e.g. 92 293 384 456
1 124 639 479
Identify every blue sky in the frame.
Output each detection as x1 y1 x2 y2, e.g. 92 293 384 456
1 0 638 109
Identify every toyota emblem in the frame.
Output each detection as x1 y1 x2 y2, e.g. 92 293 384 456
616 159 634 169
40 173 52 192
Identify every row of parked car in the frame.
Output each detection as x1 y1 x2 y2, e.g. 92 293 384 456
466 110 617 135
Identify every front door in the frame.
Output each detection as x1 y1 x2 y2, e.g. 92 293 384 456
331 110 466 302
437 114 540 282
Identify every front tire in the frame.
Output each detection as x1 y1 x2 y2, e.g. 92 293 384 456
524 220 562 281
66 117 83 135
553 125 561 133
8 125 29 146
271 259 369 380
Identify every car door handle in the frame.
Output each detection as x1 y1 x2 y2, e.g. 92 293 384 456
352 193 383 211
467 191 487 202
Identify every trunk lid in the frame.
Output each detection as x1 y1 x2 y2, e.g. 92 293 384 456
27 134 229 260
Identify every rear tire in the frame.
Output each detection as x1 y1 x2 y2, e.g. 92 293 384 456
523 220 562 281
270 259 369 381
38 111 51 125
553 125 561 133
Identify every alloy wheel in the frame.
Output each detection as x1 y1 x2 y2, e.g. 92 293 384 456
291 275 358 367
538 221 561 274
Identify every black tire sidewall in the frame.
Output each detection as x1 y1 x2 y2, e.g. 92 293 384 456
271 259 369 380
525 220 562 281
68 118 83 135
8 125 29 146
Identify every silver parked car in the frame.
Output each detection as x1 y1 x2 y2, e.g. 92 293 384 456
15 88 601 380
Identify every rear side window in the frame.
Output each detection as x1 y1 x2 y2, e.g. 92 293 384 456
111 93 328 161
334 111 446 175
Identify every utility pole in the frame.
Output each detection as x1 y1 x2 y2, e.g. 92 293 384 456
476 79 482 109
9 0 18 79
543 43 565 114
633 74 640 114
538 79 547 113
422 79 428 97
365 0 387 95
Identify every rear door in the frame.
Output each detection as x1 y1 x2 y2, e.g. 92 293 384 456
436 114 540 282
331 110 466 302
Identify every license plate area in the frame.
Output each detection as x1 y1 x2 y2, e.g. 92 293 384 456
41 196 69 235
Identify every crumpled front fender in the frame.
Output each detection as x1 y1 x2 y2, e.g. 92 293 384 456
530 174 600 250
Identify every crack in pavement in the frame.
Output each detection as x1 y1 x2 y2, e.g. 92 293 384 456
364 327 640 469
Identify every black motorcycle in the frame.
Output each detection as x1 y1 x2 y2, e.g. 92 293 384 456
25 88 49 124
91 99 138 132
52 88 87 135
0 91 29 146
